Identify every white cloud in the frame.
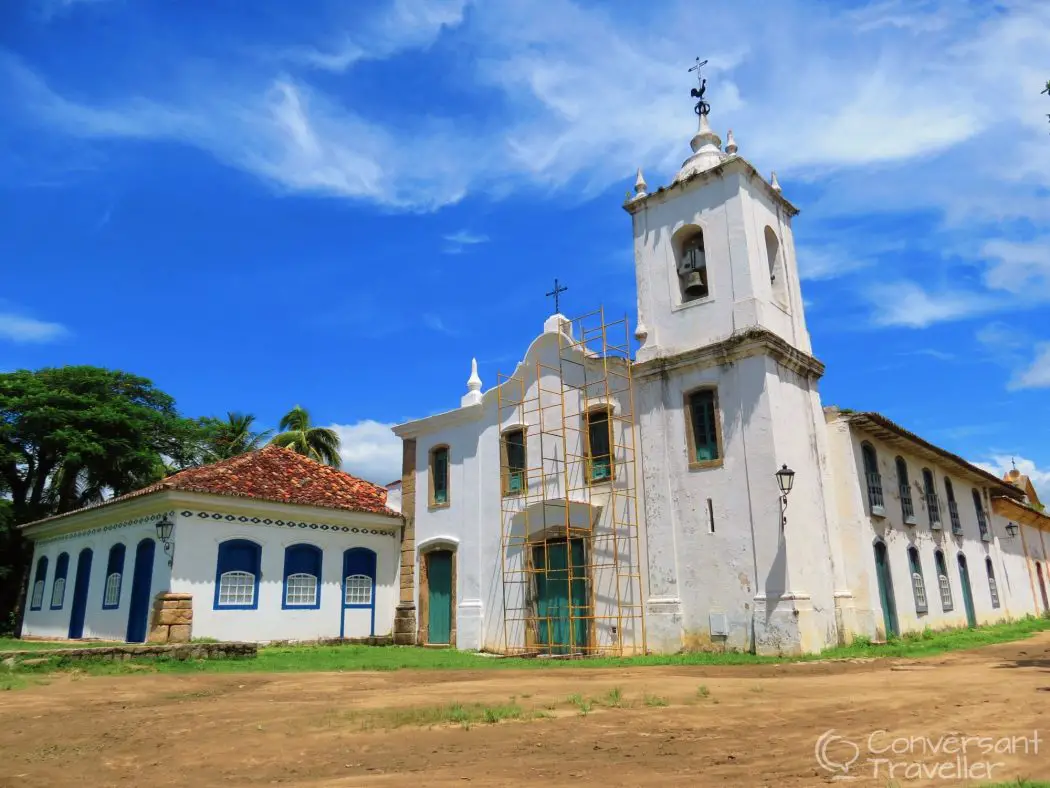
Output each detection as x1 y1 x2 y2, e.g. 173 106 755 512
795 244 872 281
443 229 488 254
974 454 1050 501
283 0 471 73
865 282 1001 328
0 312 68 343
1010 343 1050 390
422 313 455 335
329 420 403 484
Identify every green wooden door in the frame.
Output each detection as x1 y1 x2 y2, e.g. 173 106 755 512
533 538 588 655
427 551 453 645
873 541 899 639
958 554 977 627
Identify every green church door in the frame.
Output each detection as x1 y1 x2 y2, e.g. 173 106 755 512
427 550 453 645
958 554 977 627
533 538 588 655
873 541 899 639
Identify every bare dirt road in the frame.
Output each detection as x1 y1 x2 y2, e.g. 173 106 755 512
1 634 1048 787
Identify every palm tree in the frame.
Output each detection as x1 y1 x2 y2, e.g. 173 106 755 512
211 412 272 461
270 405 341 467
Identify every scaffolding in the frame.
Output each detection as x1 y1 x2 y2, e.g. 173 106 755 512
496 307 646 656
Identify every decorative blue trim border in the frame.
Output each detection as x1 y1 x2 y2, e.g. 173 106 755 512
184 510 398 538
36 513 174 546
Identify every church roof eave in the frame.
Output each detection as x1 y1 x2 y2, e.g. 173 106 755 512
623 156 799 217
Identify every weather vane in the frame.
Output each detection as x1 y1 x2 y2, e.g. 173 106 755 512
688 57 710 117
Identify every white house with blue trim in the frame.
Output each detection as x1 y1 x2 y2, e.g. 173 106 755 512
20 445 403 644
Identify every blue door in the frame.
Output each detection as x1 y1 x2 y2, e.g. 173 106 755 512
68 548 94 639
126 539 156 643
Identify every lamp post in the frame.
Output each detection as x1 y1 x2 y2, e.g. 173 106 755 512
776 464 795 528
1005 521 1019 539
155 516 175 567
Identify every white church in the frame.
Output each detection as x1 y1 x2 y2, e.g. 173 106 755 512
19 86 1050 655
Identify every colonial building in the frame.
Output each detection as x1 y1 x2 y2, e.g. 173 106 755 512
20 446 401 644
389 93 1050 656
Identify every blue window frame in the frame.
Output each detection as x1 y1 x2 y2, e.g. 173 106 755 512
30 556 49 611
50 552 70 610
282 544 322 609
102 543 126 610
341 547 377 638
213 539 262 610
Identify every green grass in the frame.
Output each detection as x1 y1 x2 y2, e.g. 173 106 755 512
0 638 122 652
980 782 1050 788
346 701 526 730
2 615 1048 686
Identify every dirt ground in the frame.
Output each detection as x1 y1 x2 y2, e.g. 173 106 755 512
1 635 1049 788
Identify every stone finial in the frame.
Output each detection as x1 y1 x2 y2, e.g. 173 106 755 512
673 111 726 184
770 171 782 193
634 168 648 197
725 129 738 156
461 357 483 407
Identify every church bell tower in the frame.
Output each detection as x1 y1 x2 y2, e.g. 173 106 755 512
627 61 850 656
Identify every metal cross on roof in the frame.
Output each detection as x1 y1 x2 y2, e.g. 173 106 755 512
546 278 568 314
689 56 710 117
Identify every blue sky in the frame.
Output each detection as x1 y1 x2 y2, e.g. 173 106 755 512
1 0 1048 489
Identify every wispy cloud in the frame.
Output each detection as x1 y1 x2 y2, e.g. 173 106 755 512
865 282 1002 329
422 313 455 335
0 311 68 343
1010 343 1050 390
974 454 1050 500
443 229 489 254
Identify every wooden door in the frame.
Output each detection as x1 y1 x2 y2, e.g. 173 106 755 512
427 550 453 645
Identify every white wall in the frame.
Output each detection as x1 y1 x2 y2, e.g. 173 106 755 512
171 509 399 644
21 516 170 641
825 418 1042 640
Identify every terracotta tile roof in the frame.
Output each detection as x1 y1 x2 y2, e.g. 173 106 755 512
22 445 401 529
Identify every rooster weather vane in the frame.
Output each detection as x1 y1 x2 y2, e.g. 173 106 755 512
689 57 710 117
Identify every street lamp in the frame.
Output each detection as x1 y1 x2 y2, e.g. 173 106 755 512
155 516 175 566
1005 521 1020 538
776 464 795 528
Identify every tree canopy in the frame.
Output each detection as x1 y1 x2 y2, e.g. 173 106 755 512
270 405 342 467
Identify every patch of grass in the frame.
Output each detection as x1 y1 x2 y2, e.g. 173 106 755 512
0 638 121 652
600 686 624 707
696 684 710 699
568 693 592 715
980 781 1050 788
0 673 29 691
749 685 764 693
351 701 525 730
643 694 668 707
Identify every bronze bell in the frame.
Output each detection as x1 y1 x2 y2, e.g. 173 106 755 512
682 269 708 298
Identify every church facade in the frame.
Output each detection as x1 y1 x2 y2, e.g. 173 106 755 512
391 105 1050 656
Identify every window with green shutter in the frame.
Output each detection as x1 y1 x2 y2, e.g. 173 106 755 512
586 409 612 482
431 446 449 505
688 389 720 463
908 546 927 614
503 428 526 495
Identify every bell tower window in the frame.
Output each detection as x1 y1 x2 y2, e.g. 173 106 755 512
676 228 709 303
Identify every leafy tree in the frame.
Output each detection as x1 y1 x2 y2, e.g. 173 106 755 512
0 366 206 633
206 412 272 461
270 405 341 467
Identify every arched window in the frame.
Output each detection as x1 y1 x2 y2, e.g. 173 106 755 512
30 556 48 611
972 489 989 540
764 226 787 306
861 443 884 516
896 457 915 524
501 428 526 496
343 548 376 607
214 539 262 609
908 546 927 614
676 228 709 302
934 549 953 611
944 477 961 533
429 445 450 506
585 407 614 483
283 544 322 609
985 558 1000 609
922 468 941 528
102 544 126 609
51 552 70 610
